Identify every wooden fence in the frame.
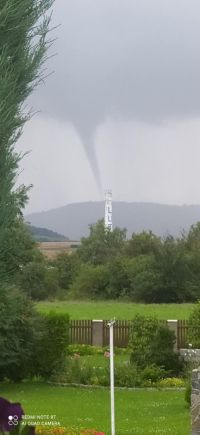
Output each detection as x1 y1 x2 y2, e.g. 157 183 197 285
69 320 93 345
69 319 190 349
103 320 132 347
177 320 189 349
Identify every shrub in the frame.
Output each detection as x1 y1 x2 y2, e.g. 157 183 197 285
0 285 39 381
148 324 184 375
129 315 183 375
35 311 70 379
157 377 185 388
129 315 159 368
114 364 141 387
141 365 166 383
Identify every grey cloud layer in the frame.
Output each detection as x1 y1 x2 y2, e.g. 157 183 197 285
32 0 200 185
36 0 200 123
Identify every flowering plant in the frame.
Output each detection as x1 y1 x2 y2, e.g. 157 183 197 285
0 397 35 434
36 428 105 435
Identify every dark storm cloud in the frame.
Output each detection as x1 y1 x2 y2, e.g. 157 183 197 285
33 0 200 184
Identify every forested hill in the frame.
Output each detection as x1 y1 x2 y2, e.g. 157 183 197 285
26 224 68 242
26 202 200 240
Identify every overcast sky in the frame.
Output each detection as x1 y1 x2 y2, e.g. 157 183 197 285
17 0 200 213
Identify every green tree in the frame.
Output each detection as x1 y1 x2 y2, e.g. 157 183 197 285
78 219 126 265
127 255 161 302
0 0 54 281
19 261 48 300
54 252 80 290
0 221 38 279
126 230 161 257
106 255 132 299
186 222 200 251
69 263 109 299
153 236 194 302
19 258 60 300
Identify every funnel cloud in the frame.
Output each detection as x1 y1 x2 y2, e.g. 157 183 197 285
19 0 200 212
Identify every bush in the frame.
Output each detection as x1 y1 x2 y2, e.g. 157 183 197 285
35 311 70 379
157 377 185 388
141 365 166 383
129 315 183 375
114 364 141 387
0 285 39 381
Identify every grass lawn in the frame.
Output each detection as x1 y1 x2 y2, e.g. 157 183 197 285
0 383 189 435
36 300 194 320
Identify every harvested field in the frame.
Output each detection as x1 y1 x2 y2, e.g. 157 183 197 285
39 241 80 258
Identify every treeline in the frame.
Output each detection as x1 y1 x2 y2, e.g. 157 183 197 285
18 219 200 303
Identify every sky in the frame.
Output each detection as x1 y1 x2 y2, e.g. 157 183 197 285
17 0 200 214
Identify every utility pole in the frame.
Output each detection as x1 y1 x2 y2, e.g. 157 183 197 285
108 319 116 435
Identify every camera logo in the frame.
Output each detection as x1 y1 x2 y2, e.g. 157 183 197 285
8 415 19 426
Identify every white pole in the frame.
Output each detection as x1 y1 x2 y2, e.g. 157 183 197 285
108 319 115 435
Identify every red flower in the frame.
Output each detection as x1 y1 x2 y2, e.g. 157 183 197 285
104 351 110 358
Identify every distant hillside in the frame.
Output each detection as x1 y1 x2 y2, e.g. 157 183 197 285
26 224 68 242
26 201 200 240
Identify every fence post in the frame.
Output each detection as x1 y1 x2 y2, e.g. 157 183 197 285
167 320 178 351
92 320 104 346
191 368 200 434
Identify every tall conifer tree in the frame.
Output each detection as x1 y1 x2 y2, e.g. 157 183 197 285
0 0 54 278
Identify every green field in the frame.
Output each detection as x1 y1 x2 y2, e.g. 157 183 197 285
36 300 194 320
0 383 189 434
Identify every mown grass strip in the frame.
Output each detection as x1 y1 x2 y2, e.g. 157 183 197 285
36 300 194 320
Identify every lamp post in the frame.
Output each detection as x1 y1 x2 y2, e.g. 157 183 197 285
107 319 116 435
